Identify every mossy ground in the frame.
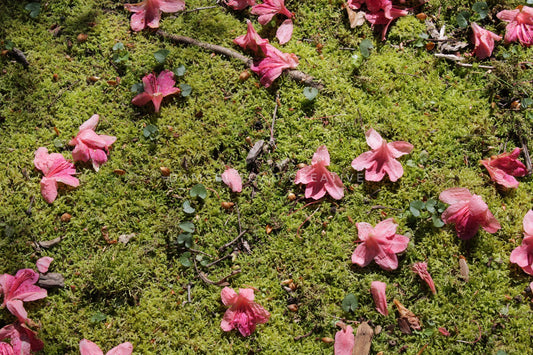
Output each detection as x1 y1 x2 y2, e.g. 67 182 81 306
1 0 532 353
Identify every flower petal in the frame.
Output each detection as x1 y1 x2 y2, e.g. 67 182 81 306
334 326 355 355
439 188 472 204
365 128 384 150
36 257 53 273
106 342 133 355
79 114 99 131
79 339 104 355
276 19 293 45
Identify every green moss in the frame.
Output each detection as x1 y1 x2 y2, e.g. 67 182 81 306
1 0 533 353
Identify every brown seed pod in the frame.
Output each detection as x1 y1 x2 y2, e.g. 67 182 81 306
77 33 88 43
321 337 334 343
221 202 234 210
287 192 296 201
459 255 469 282
60 213 71 222
160 167 170 176
287 304 298 312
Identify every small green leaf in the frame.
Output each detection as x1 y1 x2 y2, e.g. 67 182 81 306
410 200 425 217
195 254 203 262
179 255 192 267
183 200 195 214
200 259 210 266
341 293 358 313
456 11 471 28
190 184 207 199
25 3 41 18
472 2 488 19
112 42 125 51
179 221 195 233
53 138 64 148
90 312 107 323
522 97 533 108
406 159 417 168
5 41 15 50
437 201 447 213
432 214 445 228
303 87 318 101
154 49 170 63
359 39 373 58
180 84 192 97
174 64 186 77
418 150 429 164
131 82 144 93
143 124 158 140
177 233 191 244
496 351 508 355
425 199 437 213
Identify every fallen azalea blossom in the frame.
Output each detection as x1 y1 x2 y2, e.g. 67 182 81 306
234 20 269 55
294 145 344 200
510 210 533 275
411 262 436 294
334 323 354 355
250 44 298 87
0 323 43 355
351 218 409 271
0 269 47 324
68 114 117 172
364 0 408 40
131 70 181 113
351 128 413 182
124 0 185 31
480 148 527 189
220 287 270 337
471 22 501 59
36 257 53 274
0 342 14 355
221 168 242 193
79 339 133 355
225 0 255 11
497 5 533 47
370 281 388 315
34 147 79 204
439 188 501 240
251 0 294 44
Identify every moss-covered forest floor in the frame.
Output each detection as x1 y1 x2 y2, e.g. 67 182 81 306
1 0 532 353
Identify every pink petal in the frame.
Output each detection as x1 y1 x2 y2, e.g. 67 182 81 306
106 342 133 355
225 0 256 11
157 70 179 96
387 141 413 158
365 128 384 150
370 281 388 316
311 145 331 166
6 300 28 323
497 9 519 23
382 157 404 182
10 269 47 302
33 147 50 173
439 188 472 204
234 20 269 54
141 73 157 95
304 180 327 200
374 249 399 271
356 222 374 241
151 95 164 113
72 141 91 163
412 262 436 294
130 10 147 31
373 218 397 238
510 244 530 268
276 19 293 44
90 149 109 172
131 92 153 107
351 151 376 171
388 234 410 253
79 339 104 355
351 243 375 267
54 174 80 188
523 210 533 237
36 257 53 273
221 168 242 193
0 343 14 355
294 165 316 185
248 302 270 324
40 177 58 204
238 288 256 302
334 325 355 355
79 114 99 131
144 3 162 29
324 172 344 200
221 287 237 306
76 130 109 149
158 0 185 13
221 308 237 332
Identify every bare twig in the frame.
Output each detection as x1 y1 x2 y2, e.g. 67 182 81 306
47 80 81 110
186 283 192 303
26 196 35 216
194 258 241 286
366 205 402 214
205 253 233 268
188 248 214 258
294 328 315 340
218 230 247 252
180 5 218 14
269 92 280 147
434 53 494 69
296 206 321 239
155 30 324 89
288 199 323 216
521 136 532 174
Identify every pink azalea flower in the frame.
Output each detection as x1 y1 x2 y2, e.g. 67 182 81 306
294 145 344 200
124 0 185 32
250 0 294 44
480 148 527 189
351 128 413 182
334 324 354 355
0 269 47 324
131 70 181 113
0 323 43 355
221 168 242 193
33 147 79 204
471 22 501 59
220 287 270 337
411 262 436 294
439 188 501 240
0 342 14 355
225 0 256 11
510 210 533 275
370 281 388 315
347 0 365 10
36 257 53 274
250 44 299 87
234 20 270 55
351 218 410 271
68 114 117 172
497 5 533 47
365 1 408 40
79 339 133 355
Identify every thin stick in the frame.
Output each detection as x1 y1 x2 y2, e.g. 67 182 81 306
269 92 280 147
155 30 324 90
26 196 35 216
288 199 323 216
186 283 192 303
218 230 247 251
180 5 218 14
205 253 232 268
294 329 315 340
236 203 242 234
521 136 532 174
188 248 214 258
296 207 320 239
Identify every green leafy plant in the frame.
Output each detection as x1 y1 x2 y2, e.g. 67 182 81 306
303 87 318 101
190 184 207 199
180 84 192 97
112 42 130 64
154 49 170 63
142 124 159 141
409 199 446 228
359 39 373 58
472 2 488 20
341 293 358 313
174 64 186 77
25 2 41 18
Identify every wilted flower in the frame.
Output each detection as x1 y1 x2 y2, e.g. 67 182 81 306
234 20 269 55
411 262 436 294
370 281 388 315
225 0 255 11
125 0 185 31
351 218 409 271
250 44 298 87
439 188 501 240
497 5 533 47
480 148 527 189
251 0 294 44
131 70 181 112
351 128 413 182
295 145 344 200
471 22 501 59
334 323 354 355
34 147 79 204
68 115 117 172
79 339 133 355
510 210 533 275
220 287 270 336
221 168 242 193
0 323 43 355
0 269 47 324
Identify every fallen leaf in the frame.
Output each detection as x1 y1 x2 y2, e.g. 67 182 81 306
459 256 469 282
353 321 373 355
393 299 421 331
118 233 136 245
347 7 366 28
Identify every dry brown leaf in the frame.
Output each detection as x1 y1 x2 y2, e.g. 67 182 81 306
353 321 373 355
459 256 469 282
346 7 366 28
393 299 421 331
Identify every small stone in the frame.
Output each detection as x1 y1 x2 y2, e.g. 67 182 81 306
287 192 296 201
160 167 171 176
221 202 234 210
246 140 265 165
239 70 250 81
